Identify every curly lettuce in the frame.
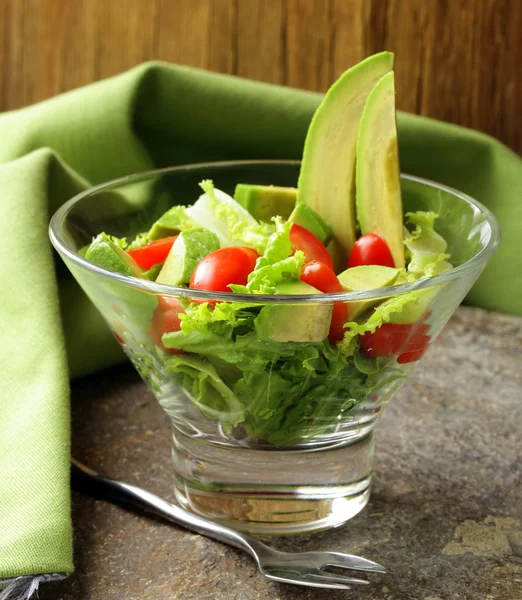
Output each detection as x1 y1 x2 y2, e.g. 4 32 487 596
163 326 370 444
185 180 273 253
230 218 305 295
405 211 452 276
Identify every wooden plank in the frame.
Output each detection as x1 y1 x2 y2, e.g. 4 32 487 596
236 0 286 84
285 0 335 91
153 0 211 69
0 0 521 154
207 0 237 74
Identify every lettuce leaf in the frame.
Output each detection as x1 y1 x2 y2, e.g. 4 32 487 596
337 291 422 356
230 218 305 295
105 235 128 249
164 354 245 430
405 211 452 276
176 301 259 337
163 319 371 445
238 343 368 445
185 180 273 253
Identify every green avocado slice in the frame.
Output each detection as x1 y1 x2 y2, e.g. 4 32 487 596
288 203 333 245
338 265 400 319
297 52 394 270
356 71 405 268
255 280 332 343
84 233 157 333
234 184 296 221
85 233 143 278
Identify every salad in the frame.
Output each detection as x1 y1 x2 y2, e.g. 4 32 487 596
83 52 453 445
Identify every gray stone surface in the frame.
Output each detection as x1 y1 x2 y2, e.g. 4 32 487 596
40 307 522 600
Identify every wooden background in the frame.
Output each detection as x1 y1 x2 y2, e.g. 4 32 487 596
1 0 521 154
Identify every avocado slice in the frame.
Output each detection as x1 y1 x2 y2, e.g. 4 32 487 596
84 233 157 333
148 206 196 240
156 228 220 286
297 52 394 270
255 280 332 343
356 71 405 268
234 184 296 221
338 265 400 319
288 203 333 245
85 233 143 277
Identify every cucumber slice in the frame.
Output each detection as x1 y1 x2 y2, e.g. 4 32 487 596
156 228 220 286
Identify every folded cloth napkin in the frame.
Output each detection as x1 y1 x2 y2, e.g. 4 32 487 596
1 61 521 592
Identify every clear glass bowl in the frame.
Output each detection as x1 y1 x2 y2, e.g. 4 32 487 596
49 161 500 534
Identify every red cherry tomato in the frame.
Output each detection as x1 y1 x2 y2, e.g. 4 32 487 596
347 233 395 268
300 261 348 343
190 247 259 293
127 236 177 270
359 321 430 363
290 224 334 271
112 330 125 346
147 296 184 354
397 346 430 364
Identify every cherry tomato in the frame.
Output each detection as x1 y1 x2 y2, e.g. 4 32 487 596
359 321 430 363
147 296 184 354
112 331 125 346
347 233 395 268
397 346 430 364
300 261 348 343
190 247 259 293
127 236 177 270
290 224 334 271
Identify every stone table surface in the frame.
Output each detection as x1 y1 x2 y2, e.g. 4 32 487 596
41 306 522 600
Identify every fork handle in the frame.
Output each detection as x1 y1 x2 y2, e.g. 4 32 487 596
71 459 264 560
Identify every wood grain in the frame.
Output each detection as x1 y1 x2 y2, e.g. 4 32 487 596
1 0 521 153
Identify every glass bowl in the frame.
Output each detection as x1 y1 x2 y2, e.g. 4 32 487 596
49 161 500 534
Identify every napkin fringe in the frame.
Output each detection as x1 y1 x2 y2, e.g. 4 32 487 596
0 573 65 600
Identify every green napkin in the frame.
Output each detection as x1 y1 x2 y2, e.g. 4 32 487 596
1 61 521 585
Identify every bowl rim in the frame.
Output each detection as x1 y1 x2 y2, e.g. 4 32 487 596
49 159 501 305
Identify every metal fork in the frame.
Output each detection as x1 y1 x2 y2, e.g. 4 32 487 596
71 459 385 590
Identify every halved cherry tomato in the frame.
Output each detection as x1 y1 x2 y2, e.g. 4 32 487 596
300 260 348 343
347 233 394 268
190 247 259 293
147 296 184 354
290 224 334 271
127 236 177 270
359 321 431 363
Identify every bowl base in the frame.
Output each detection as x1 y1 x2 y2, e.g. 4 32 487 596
171 430 374 535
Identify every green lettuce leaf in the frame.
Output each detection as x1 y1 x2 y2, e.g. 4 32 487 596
107 235 128 249
126 232 149 250
185 180 273 253
163 322 371 445
230 218 305 295
176 301 259 336
405 211 452 276
164 354 245 430
337 291 422 356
